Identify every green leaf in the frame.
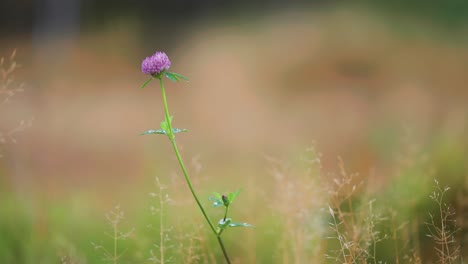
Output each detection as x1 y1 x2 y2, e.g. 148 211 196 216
170 72 189 81
228 222 254 228
218 218 232 229
212 192 223 200
160 121 168 131
228 189 241 204
164 72 178 82
140 129 167 135
171 128 188 134
209 196 224 207
141 128 188 136
160 116 173 131
140 77 153 89
218 218 254 230
164 72 189 82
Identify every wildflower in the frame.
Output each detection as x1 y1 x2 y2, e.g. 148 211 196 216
141 51 171 76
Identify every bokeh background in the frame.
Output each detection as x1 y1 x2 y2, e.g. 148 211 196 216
1 1 467 263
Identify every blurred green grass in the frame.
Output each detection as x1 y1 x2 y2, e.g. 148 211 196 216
2 135 465 263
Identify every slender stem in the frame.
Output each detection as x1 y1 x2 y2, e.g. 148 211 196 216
171 136 218 234
224 206 229 221
113 222 117 264
439 189 447 263
158 77 231 264
218 206 230 237
159 77 216 234
217 235 232 264
159 77 173 139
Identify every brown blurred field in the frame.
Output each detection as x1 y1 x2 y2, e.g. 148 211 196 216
1 7 467 263
3 9 466 190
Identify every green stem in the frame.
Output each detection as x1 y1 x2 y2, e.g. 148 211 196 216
217 235 231 264
224 206 229 221
113 222 117 264
158 77 231 264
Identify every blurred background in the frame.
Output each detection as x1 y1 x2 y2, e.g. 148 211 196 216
0 0 467 263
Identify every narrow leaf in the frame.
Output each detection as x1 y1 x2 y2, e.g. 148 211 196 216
169 72 189 81
141 129 167 135
229 222 254 228
164 72 178 82
228 189 241 203
218 218 232 229
141 128 187 136
172 128 188 134
209 196 223 207
212 192 223 200
140 77 153 89
164 72 189 82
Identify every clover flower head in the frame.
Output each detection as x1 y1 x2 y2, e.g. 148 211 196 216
141 51 171 75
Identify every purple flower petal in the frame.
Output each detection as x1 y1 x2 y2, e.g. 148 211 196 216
141 51 171 75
